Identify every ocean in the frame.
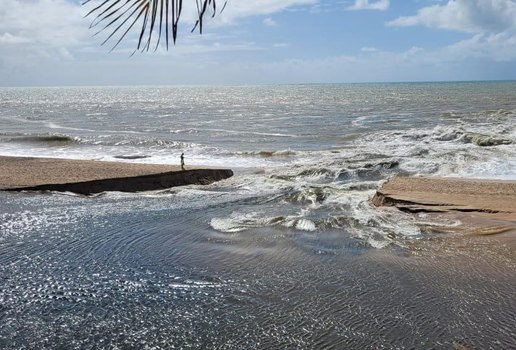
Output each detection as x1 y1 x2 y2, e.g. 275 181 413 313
0 82 515 349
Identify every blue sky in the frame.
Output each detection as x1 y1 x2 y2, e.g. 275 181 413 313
1 0 516 86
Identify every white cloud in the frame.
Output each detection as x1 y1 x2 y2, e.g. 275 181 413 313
263 17 278 27
0 0 89 48
441 32 516 62
385 0 516 68
387 0 516 33
349 0 390 11
0 0 95 84
359 35 516 66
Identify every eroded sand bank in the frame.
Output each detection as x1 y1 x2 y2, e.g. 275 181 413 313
372 176 516 235
0 156 233 195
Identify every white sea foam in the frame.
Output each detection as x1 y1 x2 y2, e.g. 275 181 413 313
2 84 515 250
210 218 248 233
294 219 317 232
210 213 270 233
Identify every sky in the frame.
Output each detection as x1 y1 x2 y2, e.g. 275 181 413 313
1 0 516 86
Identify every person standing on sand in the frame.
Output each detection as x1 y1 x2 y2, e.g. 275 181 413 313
180 153 185 171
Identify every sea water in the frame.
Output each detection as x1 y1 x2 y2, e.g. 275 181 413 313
0 83 515 348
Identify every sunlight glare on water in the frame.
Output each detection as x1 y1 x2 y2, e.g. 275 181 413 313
0 83 515 348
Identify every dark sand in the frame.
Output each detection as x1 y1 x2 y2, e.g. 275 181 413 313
0 156 233 195
372 176 516 235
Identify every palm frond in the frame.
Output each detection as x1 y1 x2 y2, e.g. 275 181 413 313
83 0 225 52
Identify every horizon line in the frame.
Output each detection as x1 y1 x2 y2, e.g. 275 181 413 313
1 79 515 89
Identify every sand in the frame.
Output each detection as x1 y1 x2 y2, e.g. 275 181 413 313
0 156 233 195
372 176 516 235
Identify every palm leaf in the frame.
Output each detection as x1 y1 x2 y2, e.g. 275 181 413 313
83 0 225 52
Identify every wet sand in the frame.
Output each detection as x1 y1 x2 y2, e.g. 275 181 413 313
372 176 516 235
0 156 233 195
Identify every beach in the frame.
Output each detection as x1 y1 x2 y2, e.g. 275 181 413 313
0 156 233 194
1 83 515 349
372 176 516 235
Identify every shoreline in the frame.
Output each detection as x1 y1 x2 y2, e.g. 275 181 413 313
372 176 516 235
0 156 233 195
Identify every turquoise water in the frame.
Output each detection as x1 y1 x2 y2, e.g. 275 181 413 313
0 83 515 348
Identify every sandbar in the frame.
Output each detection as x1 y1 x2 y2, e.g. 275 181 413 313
0 156 233 195
372 176 516 235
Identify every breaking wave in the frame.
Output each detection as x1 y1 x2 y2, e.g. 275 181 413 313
232 150 298 158
433 126 513 146
0 133 78 144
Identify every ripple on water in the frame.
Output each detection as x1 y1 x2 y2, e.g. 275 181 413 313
1 180 515 349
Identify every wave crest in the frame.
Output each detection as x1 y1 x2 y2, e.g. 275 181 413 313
0 133 77 144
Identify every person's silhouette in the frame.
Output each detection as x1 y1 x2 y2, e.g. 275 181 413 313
180 153 185 171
